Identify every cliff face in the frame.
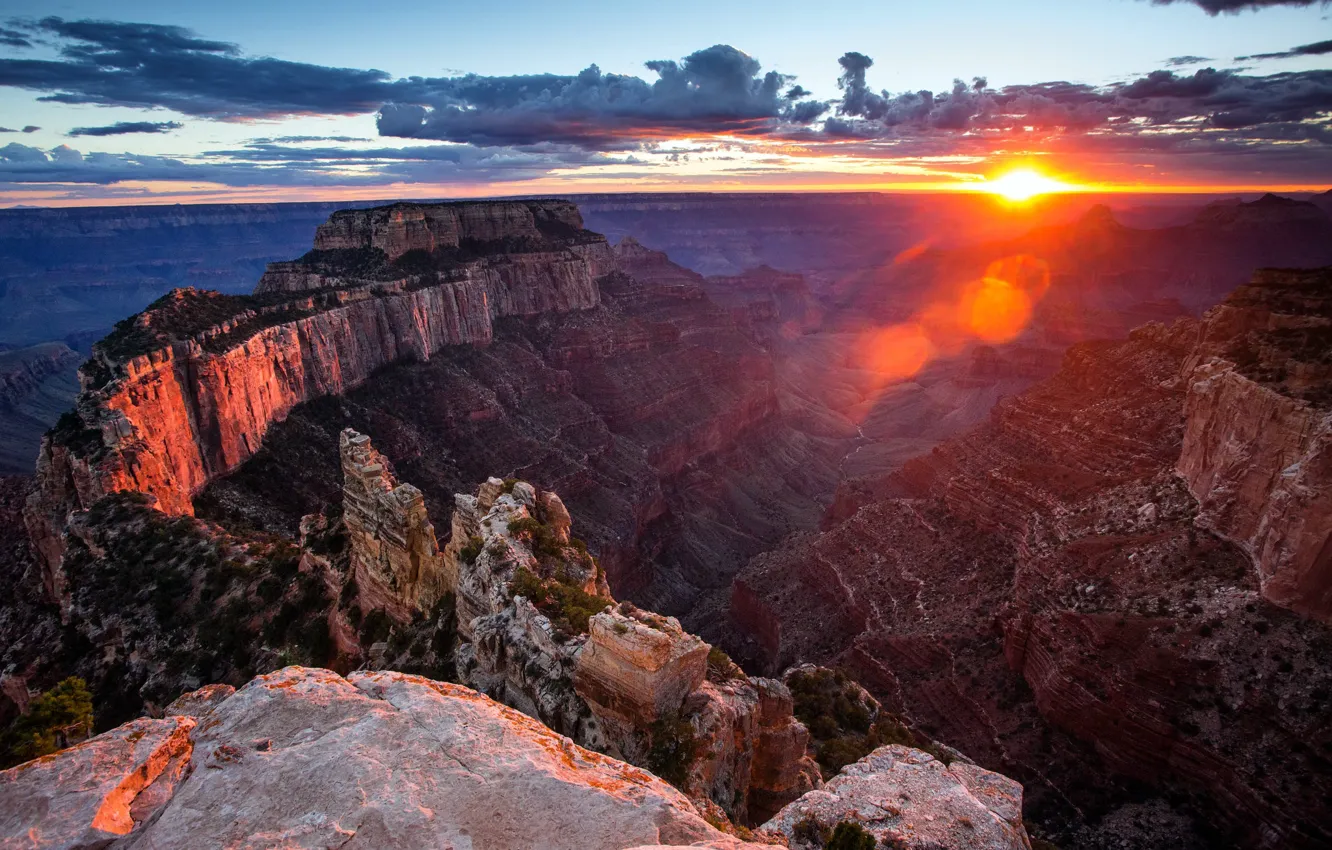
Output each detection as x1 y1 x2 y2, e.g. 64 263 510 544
1176 268 1332 621
26 200 611 598
723 269 1332 849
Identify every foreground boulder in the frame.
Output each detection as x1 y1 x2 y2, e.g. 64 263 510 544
764 745 1031 850
0 667 768 850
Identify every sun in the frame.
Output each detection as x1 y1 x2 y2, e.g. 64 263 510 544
983 169 1074 202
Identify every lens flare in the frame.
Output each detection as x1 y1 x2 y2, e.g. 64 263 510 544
860 322 936 381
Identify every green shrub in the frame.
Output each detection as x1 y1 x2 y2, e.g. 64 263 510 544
459 536 484 564
647 714 698 789
826 821 875 850
1 677 94 767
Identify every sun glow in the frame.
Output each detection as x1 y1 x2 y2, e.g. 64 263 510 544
982 169 1075 202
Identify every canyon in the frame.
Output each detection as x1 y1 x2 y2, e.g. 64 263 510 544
723 268 1332 848
1 194 1330 848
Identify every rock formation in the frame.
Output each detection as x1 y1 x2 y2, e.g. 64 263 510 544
25 199 613 599
340 428 447 614
763 745 1031 850
0 667 771 850
1176 267 1332 621
444 474 820 825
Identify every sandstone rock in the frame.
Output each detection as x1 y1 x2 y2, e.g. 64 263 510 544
164 683 234 718
2 668 774 850
576 605 708 724
763 745 1031 850
340 428 447 613
0 715 195 849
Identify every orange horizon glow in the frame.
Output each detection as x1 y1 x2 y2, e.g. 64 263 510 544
3 175 1329 209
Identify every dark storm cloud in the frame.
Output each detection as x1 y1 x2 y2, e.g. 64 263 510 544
0 17 406 118
1238 39 1332 60
376 45 826 149
67 120 182 137
1146 0 1322 14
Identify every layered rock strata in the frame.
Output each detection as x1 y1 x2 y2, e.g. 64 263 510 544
340 428 447 614
446 474 820 825
1176 267 1332 620
724 268 1332 849
25 199 612 598
0 667 770 850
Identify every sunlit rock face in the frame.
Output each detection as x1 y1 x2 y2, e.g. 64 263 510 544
0 667 768 850
25 199 611 601
340 428 448 615
575 607 708 725
1176 268 1332 621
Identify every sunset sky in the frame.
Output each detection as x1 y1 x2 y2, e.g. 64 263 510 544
0 0 1329 205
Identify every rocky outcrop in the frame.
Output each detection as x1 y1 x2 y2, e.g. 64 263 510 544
763 745 1031 850
0 715 196 849
446 475 820 825
0 667 771 850
340 428 447 614
576 607 708 724
1176 268 1332 621
26 199 612 596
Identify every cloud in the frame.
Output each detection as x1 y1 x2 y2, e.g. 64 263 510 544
376 44 825 149
1238 39 1332 60
1166 55 1214 66
0 140 631 189
1146 0 1323 13
0 17 404 119
22 125 39 133
68 120 183 137
0 26 31 48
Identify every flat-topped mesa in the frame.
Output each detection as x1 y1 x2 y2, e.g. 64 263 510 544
444 474 820 825
1177 267 1332 621
340 429 447 615
257 199 616 296
25 199 614 592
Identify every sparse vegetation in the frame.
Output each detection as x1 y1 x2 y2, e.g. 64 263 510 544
826 822 875 850
508 566 611 636
647 713 699 789
788 666 953 778
0 678 94 768
459 535 484 564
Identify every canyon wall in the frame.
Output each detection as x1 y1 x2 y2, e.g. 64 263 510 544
25 200 613 590
1176 268 1332 621
722 267 1332 849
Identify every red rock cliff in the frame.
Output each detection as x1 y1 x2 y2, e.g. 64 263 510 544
1177 268 1332 621
26 200 614 594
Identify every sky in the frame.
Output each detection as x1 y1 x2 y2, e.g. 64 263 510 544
0 0 1329 205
